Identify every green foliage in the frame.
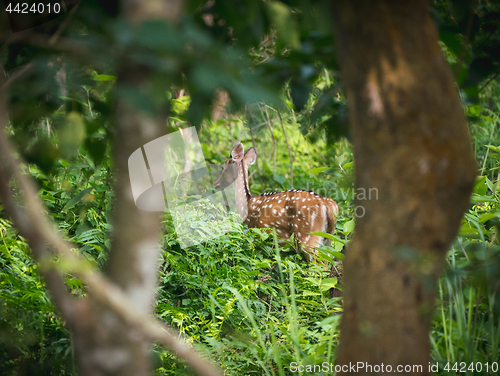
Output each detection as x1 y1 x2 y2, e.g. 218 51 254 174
155 220 342 375
0 219 74 375
434 0 500 103
2 0 500 375
428 83 500 373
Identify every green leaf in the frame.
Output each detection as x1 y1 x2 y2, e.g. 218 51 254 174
62 186 98 211
310 167 329 174
471 194 498 203
317 315 341 328
473 176 487 196
320 277 338 291
485 145 500 153
343 219 355 234
302 290 320 296
93 74 117 82
329 251 344 260
459 224 480 238
486 177 498 194
60 96 89 107
273 173 286 186
309 231 345 244
465 213 479 222
185 195 202 200
479 212 499 223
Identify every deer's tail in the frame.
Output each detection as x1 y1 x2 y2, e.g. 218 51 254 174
324 200 339 246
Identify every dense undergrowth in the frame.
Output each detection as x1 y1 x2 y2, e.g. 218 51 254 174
2 66 500 376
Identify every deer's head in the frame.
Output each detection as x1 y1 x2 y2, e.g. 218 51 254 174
214 143 257 191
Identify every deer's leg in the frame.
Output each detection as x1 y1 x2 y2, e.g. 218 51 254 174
300 233 324 263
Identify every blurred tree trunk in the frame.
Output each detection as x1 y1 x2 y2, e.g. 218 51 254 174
331 0 477 373
69 1 182 375
212 89 229 122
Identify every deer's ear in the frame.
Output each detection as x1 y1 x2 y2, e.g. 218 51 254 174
244 147 257 165
231 142 244 162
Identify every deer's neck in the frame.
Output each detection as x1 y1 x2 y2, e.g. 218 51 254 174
235 162 251 220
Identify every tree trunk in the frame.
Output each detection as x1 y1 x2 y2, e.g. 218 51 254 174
330 0 477 373
71 64 166 375
70 2 182 375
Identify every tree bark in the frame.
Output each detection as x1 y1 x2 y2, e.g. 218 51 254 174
68 1 182 375
330 0 477 373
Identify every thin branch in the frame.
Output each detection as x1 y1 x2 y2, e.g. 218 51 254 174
480 72 500 92
278 110 293 188
240 113 296 140
1 62 35 89
0 32 92 57
245 108 259 182
45 117 51 136
262 105 276 173
49 1 81 45
0 62 7 78
97 167 111 216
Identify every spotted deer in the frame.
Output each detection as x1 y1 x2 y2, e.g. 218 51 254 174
214 142 339 263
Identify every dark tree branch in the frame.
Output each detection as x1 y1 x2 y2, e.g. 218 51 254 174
48 0 81 44
0 62 34 89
